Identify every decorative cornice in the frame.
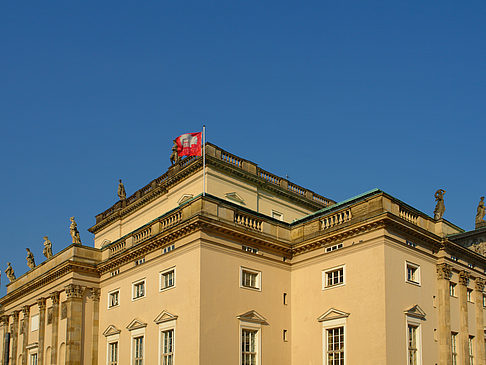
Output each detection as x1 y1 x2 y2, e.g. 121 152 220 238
459 270 470 286
437 263 452 280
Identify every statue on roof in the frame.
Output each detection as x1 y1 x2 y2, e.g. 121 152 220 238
43 236 53 259
5 263 15 282
117 179 126 201
26 248 35 269
170 139 180 165
475 196 485 229
70 217 82 244
433 189 446 220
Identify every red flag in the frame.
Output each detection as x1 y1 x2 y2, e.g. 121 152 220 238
175 132 202 156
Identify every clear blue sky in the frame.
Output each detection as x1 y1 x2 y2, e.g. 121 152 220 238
1 1 485 295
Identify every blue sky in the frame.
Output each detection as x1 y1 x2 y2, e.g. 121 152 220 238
0 1 485 294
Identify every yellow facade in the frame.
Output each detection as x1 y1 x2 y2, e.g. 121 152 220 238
0 143 485 365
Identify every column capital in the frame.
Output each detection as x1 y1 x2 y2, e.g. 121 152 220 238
459 270 471 286
50 291 60 305
65 284 84 299
21 305 30 316
437 263 452 280
90 288 101 302
0 315 9 326
37 297 47 310
475 277 486 291
12 310 20 320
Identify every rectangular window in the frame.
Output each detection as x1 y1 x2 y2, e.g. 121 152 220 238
283 293 288 305
406 262 420 285
283 329 288 342
326 326 344 365
451 332 458 365
160 268 175 291
241 329 258 365
272 211 283 221
132 280 146 300
325 243 343 253
109 342 118 365
450 282 457 297
469 336 474 365
242 245 258 254
408 325 418 365
240 268 261 291
323 266 345 289
29 354 38 365
467 288 473 303
483 293 486 308
31 314 39 332
133 336 144 365
161 329 174 365
135 258 145 266
108 290 119 308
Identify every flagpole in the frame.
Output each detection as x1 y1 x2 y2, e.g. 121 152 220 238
202 124 206 196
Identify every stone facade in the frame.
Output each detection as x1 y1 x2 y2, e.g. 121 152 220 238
0 143 485 364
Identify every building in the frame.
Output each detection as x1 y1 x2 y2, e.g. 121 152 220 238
0 142 485 365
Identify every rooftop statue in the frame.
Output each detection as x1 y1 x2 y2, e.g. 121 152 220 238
5 262 15 282
26 248 35 269
117 179 126 201
475 196 485 228
70 217 82 244
170 139 180 165
433 189 446 220
43 236 53 259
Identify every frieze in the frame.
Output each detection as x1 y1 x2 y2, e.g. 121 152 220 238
436 263 452 280
459 270 471 286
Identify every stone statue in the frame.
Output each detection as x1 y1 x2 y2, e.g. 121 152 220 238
433 189 446 220
5 263 15 282
475 196 485 228
26 248 35 269
43 236 53 259
472 241 485 256
70 217 82 244
117 179 126 201
170 140 180 165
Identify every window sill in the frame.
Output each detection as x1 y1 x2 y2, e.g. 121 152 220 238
160 285 176 293
406 280 421 287
240 285 262 292
322 283 345 291
131 296 146 302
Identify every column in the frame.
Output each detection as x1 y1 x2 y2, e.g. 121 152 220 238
65 284 84 365
37 298 46 365
0 315 9 365
436 263 452 365
474 278 485 364
90 289 100 365
11 310 20 365
21 306 30 365
50 292 60 365
458 270 470 365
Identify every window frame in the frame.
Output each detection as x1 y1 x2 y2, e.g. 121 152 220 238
239 321 261 365
158 319 176 365
405 316 422 365
451 332 458 365
159 267 176 292
271 210 284 221
30 314 39 332
131 331 145 365
29 353 38 365
132 279 146 301
322 265 346 291
449 282 457 297
107 340 119 365
240 267 262 292
466 288 474 303
108 289 120 309
468 336 474 365
405 261 421 286
321 317 347 365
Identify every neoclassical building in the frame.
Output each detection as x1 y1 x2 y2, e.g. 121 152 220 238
0 143 485 365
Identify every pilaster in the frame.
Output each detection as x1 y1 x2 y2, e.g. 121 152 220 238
37 298 46 365
21 306 29 365
50 292 60 365
458 270 470 365
436 263 452 365
0 315 8 365
90 289 100 365
65 284 84 365
11 310 20 365
474 278 485 364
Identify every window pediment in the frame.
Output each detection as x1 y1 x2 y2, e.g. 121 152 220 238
225 192 245 204
126 318 147 331
237 310 268 325
178 194 194 205
154 310 178 324
404 305 426 320
103 325 121 337
318 308 350 322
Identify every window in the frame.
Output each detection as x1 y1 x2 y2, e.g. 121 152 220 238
163 245 175 254
29 353 38 365
272 211 283 221
111 269 120 277
161 329 174 365
108 290 119 308
133 336 144 365
451 333 458 365
325 243 343 253
326 326 345 364
406 262 420 285
241 329 258 365
319 310 348 365
240 268 261 291
283 329 288 342
483 293 486 308
283 293 288 305
132 280 146 300
31 314 39 332
242 245 258 254
449 282 457 297
468 336 474 365
467 288 473 303
322 266 345 289
160 268 175 291
135 258 145 266
108 342 118 365
407 325 418 365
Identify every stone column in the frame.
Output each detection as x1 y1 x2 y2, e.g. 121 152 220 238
458 270 470 365
0 315 9 365
37 298 46 365
10 310 20 365
50 292 60 365
436 263 452 365
65 284 84 365
21 306 30 365
90 289 100 365
474 278 485 364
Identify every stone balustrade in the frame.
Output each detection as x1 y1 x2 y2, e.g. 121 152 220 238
133 226 152 244
321 209 352 230
399 207 418 224
235 212 263 232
